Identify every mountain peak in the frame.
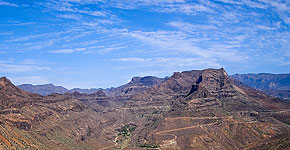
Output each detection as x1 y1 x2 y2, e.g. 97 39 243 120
0 77 17 90
0 77 40 109
0 76 8 80
0 76 12 86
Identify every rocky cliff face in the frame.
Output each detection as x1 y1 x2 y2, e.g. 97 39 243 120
124 68 290 149
1 69 290 150
231 73 290 100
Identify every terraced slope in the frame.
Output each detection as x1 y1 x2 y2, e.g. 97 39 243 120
123 68 290 149
1 68 290 150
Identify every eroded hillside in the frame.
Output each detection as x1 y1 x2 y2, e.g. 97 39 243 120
1 69 290 150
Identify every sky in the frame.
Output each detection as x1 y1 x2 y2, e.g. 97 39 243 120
0 0 289 89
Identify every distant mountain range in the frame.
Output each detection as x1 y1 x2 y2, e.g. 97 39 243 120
231 73 290 100
18 73 290 101
17 84 103 96
17 76 168 96
17 84 69 96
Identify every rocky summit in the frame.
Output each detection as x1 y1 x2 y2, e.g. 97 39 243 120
0 68 290 150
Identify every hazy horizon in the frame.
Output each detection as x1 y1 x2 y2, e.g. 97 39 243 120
3 68 289 90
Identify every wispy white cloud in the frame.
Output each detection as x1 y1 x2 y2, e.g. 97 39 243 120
48 41 127 54
108 0 185 9
111 57 222 76
22 59 36 65
6 30 75 43
215 0 267 8
168 21 216 31
155 3 215 14
57 14 82 20
120 29 246 61
258 0 290 25
107 0 214 14
258 0 289 10
0 1 18 7
0 61 50 73
55 6 108 17
215 0 239 4
0 21 35 26
97 46 127 54
215 0 290 26
111 57 151 62
256 25 276 30
49 49 74 54
43 0 214 16
7 34 47 42
243 0 268 9
57 13 116 27
278 60 290 66
49 48 87 54
38 0 119 27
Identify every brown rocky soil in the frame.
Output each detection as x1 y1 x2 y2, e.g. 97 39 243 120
0 68 290 149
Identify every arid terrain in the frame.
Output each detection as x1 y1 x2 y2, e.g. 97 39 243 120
1 68 290 150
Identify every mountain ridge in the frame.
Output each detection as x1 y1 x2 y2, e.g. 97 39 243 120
1 68 290 149
17 76 168 96
231 73 290 100
17 71 290 101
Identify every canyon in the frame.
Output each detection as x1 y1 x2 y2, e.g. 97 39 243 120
0 68 290 149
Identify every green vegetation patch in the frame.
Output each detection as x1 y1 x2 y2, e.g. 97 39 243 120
117 123 137 137
115 123 138 149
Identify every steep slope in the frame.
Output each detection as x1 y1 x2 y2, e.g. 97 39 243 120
124 68 290 149
0 77 41 109
0 77 138 149
231 73 290 100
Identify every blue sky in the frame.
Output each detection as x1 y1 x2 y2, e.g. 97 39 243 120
0 0 289 89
